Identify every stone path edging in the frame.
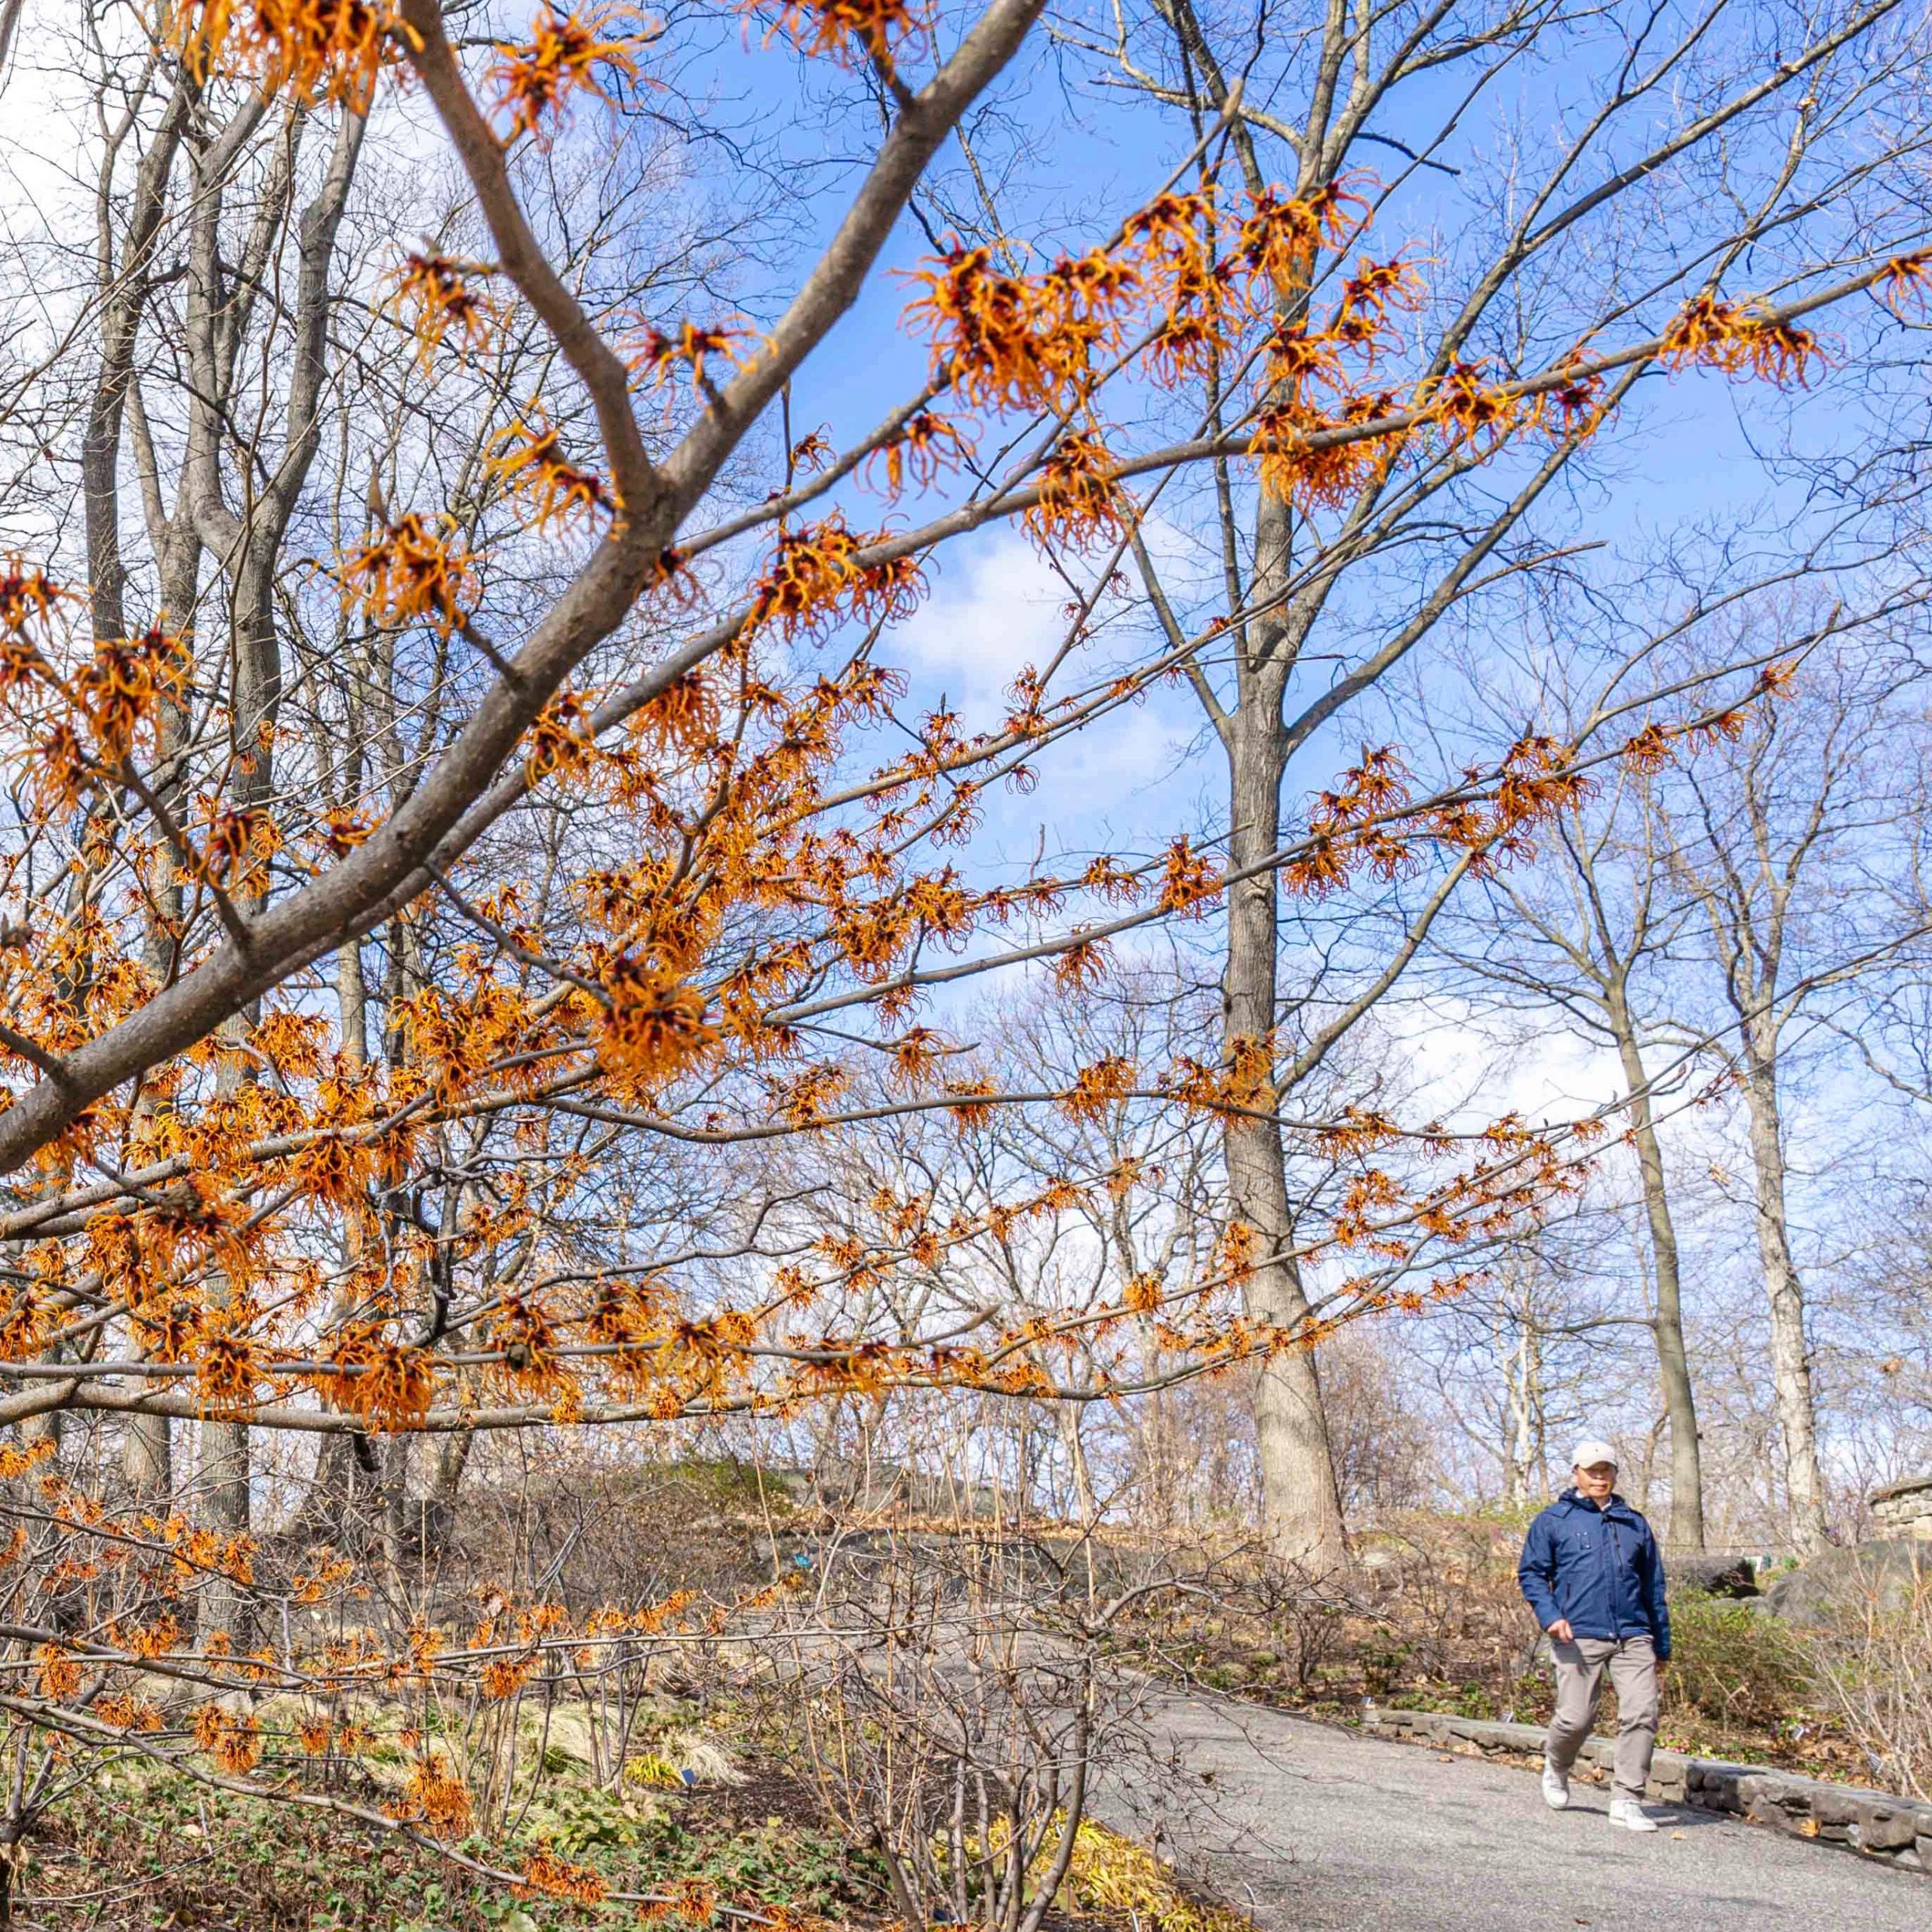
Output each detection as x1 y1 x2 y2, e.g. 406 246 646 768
1360 1705 1932 1872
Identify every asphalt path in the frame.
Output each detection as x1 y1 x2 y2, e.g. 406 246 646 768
1113 1691 1928 1931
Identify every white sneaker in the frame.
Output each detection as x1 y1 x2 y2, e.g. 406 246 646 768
1608 1798 1660 1832
1542 1763 1570 1810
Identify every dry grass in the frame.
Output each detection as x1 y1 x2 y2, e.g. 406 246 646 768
1064 1821 1253 1932
1804 1565 1932 1797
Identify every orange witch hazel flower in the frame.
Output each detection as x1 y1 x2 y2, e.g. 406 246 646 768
902 242 1135 412
526 691 598 781
384 251 496 366
901 182 1383 424
747 514 926 640
518 1851 608 1905
389 1754 474 1838
171 0 400 111
485 409 620 532
35 1644 81 1700
71 627 186 764
200 804 283 885
752 0 930 64
1660 292 1823 385
1235 179 1367 292
1063 1053 1135 1123
631 666 718 753
343 513 479 638
1878 252 1932 313
596 957 720 1085
491 4 657 142
331 1334 435 1427
191 1705 263 1774
863 408 971 496
1026 431 1130 551
628 319 755 391
1158 835 1222 916
1250 398 1397 510
0 561 66 636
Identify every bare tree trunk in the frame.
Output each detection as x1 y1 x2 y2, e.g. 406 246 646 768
1055 1401 1096 1523
83 69 195 1511
195 1410 252 1638
1503 1309 1540 1510
1607 995 1706 1550
0 0 24 85
122 1405 171 1501
1739 1034 1828 1548
190 108 365 1624
424 1426 474 1554
1225 707 1346 1564
195 1013 254 1643
337 932 368 1069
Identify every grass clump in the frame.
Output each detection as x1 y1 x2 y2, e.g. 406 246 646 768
1065 1820 1251 1932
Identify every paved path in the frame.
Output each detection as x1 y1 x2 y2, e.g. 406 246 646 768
1119 1692 1927 1931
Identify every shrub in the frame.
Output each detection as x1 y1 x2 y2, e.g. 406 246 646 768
1664 1596 1810 1735
758 1527 1175 1932
1803 1564 1932 1797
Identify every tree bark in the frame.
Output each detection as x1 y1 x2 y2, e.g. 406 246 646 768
80 78 191 648
1503 1298 1541 1511
195 1408 252 1636
1223 699 1346 1565
1606 991 1706 1550
1738 1030 1828 1548
425 1425 474 1554
122 1401 171 1501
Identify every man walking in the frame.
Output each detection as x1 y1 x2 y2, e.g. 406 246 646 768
1517 1439 1672 1832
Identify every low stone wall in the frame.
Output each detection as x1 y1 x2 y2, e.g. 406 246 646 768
1360 1706 1932 1874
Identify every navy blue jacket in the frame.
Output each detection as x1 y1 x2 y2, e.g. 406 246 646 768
1518 1490 1671 1660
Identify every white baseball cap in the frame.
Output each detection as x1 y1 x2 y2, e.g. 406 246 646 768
1570 1438 1619 1470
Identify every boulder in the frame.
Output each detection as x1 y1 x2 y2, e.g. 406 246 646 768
1668 1552 1761 1598
1764 1539 1932 1624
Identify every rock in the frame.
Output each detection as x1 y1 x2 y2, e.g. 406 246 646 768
1764 1539 1932 1624
1687 1763 1756 1813
1814 1788 1877 1843
1646 1749 1689 1802
1668 1552 1761 1598
1852 1802 1923 1852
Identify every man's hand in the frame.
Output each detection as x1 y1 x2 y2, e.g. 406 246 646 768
1548 1620 1574 1643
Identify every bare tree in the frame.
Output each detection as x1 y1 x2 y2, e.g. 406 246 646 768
1077 0 1932 1561
1449 752 1715 1543
1662 634 1932 1545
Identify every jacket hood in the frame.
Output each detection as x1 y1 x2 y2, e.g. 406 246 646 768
1558 1487 1636 1518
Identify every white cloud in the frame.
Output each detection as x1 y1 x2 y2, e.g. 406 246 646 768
886 528 1205 838
1389 995 1626 1127
895 528 1068 715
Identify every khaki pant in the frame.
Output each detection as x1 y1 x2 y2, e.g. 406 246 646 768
1544 1634 1659 1803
